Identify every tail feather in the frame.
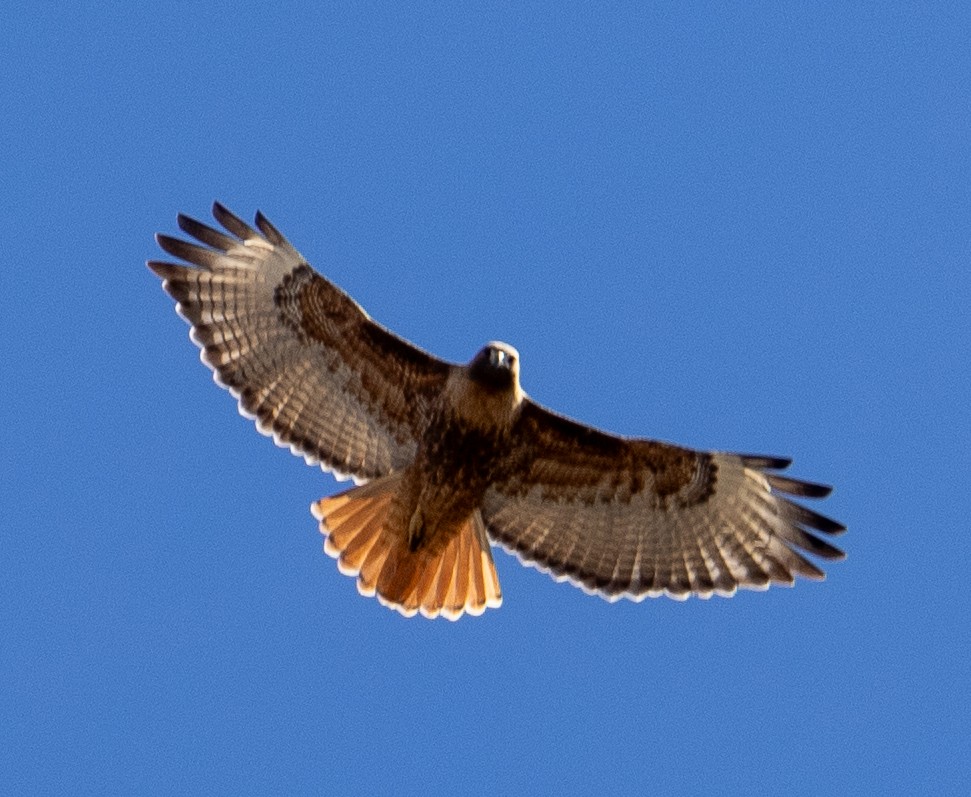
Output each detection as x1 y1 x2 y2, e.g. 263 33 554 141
406 545 449 617
448 528 471 612
312 476 502 620
322 507 370 561
321 495 388 568
326 493 377 529
467 533 486 609
358 527 395 598
336 509 386 576
432 536 460 611
474 514 503 611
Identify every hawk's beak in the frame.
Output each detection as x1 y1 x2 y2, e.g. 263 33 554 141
489 348 508 368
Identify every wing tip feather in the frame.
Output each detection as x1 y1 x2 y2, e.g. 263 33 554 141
211 201 256 240
255 209 286 245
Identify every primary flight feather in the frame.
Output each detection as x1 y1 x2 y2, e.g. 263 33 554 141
149 203 845 620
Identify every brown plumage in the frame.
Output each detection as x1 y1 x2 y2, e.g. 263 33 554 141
149 203 846 619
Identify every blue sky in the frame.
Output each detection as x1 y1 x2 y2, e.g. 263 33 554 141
2 2 969 794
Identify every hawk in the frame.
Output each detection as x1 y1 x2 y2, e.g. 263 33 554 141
149 204 845 620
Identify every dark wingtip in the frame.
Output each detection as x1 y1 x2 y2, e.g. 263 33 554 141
155 233 183 258
740 454 793 470
177 212 236 250
211 201 257 240
766 473 834 499
799 560 828 581
254 209 285 245
154 233 225 270
819 517 847 536
800 531 846 560
804 509 846 537
783 499 847 537
146 259 170 279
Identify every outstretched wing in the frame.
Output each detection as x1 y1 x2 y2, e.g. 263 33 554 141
149 203 452 481
484 399 845 601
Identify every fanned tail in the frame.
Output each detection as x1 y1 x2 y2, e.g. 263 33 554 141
311 476 502 620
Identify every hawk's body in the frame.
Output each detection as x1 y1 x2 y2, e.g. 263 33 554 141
150 204 845 620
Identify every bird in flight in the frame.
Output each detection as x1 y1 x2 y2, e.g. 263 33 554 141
149 204 845 620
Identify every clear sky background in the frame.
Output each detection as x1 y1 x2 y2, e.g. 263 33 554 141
2 2 969 794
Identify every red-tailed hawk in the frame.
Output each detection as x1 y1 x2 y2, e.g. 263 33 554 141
149 204 845 620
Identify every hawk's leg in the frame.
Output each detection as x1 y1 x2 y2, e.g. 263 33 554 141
407 507 426 552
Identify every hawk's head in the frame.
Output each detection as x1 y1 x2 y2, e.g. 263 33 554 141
469 341 520 392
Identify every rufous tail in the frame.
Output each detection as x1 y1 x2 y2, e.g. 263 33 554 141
311 475 502 620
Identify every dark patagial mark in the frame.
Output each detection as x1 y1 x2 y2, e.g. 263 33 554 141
274 264 318 342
